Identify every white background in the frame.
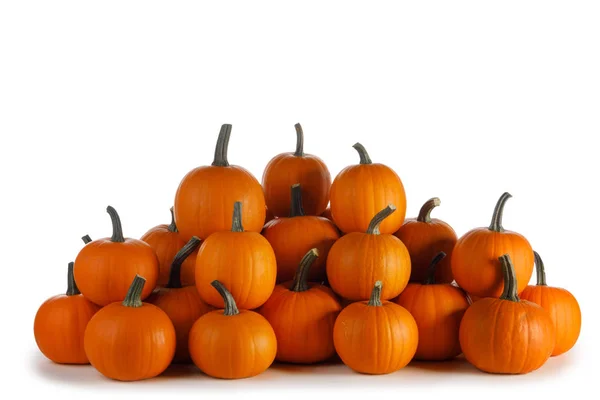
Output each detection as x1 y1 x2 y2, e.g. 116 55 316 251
1 1 599 399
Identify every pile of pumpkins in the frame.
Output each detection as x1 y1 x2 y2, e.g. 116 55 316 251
33 123 581 381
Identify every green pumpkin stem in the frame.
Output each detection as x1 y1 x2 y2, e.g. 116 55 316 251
166 236 201 289
211 280 239 316
211 124 232 167
533 251 547 286
499 254 520 302
423 251 447 285
489 192 512 232
417 197 441 223
168 207 178 233
81 235 92 244
294 123 304 157
368 281 383 306
289 184 306 217
352 143 372 164
66 262 80 296
291 248 319 292
367 204 396 234
231 202 244 232
106 206 125 243
122 275 146 308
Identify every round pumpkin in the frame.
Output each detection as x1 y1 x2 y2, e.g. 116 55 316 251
174 124 266 240
329 142 406 234
459 254 555 374
74 206 159 306
326 204 411 301
394 197 457 283
451 192 534 298
520 251 581 356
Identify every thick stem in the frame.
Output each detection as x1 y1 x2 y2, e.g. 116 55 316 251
417 197 441 223
66 262 80 296
106 206 125 243
368 281 383 306
231 202 244 232
211 124 232 167
168 207 178 233
122 275 146 307
289 184 306 217
533 251 547 286
424 251 447 285
367 204 396 234
166 236 201 288
352 143 372 164
211 280 239 316
81 235 92 244
488 192 512 232
290 248 319 292
294 123 304 157
499 254 520 302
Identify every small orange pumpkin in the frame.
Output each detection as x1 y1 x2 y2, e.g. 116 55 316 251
259 248 342 364
333 281 419 375
74 206 159 306
326 204 411 301
459 254 555 374
188 280 277 379
34 262 101 364
520 251 581 356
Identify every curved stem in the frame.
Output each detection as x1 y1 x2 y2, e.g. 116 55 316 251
417 197 441 223
367 204 396 234
499 254 520 302
122 275 145 307
368 281 383 306
533 251 547 286
166 236 201 288
289 184 305 217
352 142 372 164
231 201 244 232
66 262 80 296
106 206 125 243
81 235 92 244
294 123 304 157
211 280 239 316
211 124 232 167
423 251 447 285
488 192 512 232
168 207 178 233
290 248 319 292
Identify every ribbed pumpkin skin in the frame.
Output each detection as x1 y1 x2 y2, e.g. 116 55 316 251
140 225 188 286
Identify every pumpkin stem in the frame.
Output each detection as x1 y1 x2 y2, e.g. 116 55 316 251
367 204 396 234
352 143 372 165
106 206 125 243
81 235 92 244
231 201 244 232
211 280 239 316
417 197 441 223
424 251 447 285
166 236 201 289
66 262 80 296
533 251 547 286
368 281 383 306
294 123 304 157
291 248 319 292
488 192 512 232
122 275 146 308
211 124 232 167
168 206 178 233
289 184 306 217
499 254 520 302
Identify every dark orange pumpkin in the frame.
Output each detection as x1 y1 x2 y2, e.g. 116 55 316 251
394 252 470 361
74 206 159 306
329 143 406 234
262 123 331 217
394 197 457 283
451 192 534 298
258 248 342 364
34 262 101 364
459 254 555 374
262 184 340 283
196 201 277 310
520 251 581 356
326 204 411 301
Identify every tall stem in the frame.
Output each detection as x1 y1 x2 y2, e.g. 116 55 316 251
489 192 512 232
352 143 372 164
367 204 396 234
106 206 125 243
290 248 319 292
424 251 447 285
289 184 306 217
81 235 92 244
211 124 232 167
122 275 146 307
66 262 80 296
368 281 383 306
294 123 304 157
417 197 441 223
499 254 520 302
533 251 547 286
166 236 201 288
211 280 239 316
168 207 178 233
231 201 244 232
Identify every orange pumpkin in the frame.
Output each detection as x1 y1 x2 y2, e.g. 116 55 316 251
84 275 176 381
394 197 457 283
333 281 418 374
520 251 581 356
262 123 331 217
329 142 406 234
326 204 411 301
262 184 340 283
188 280 277 379
258 248 342 364
451 192 534 298
394 252 470 361
34 262 101 364
174 124 266 240
196 201 277 310
146 237 214 363
74 206 159 306
459 254 555 374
